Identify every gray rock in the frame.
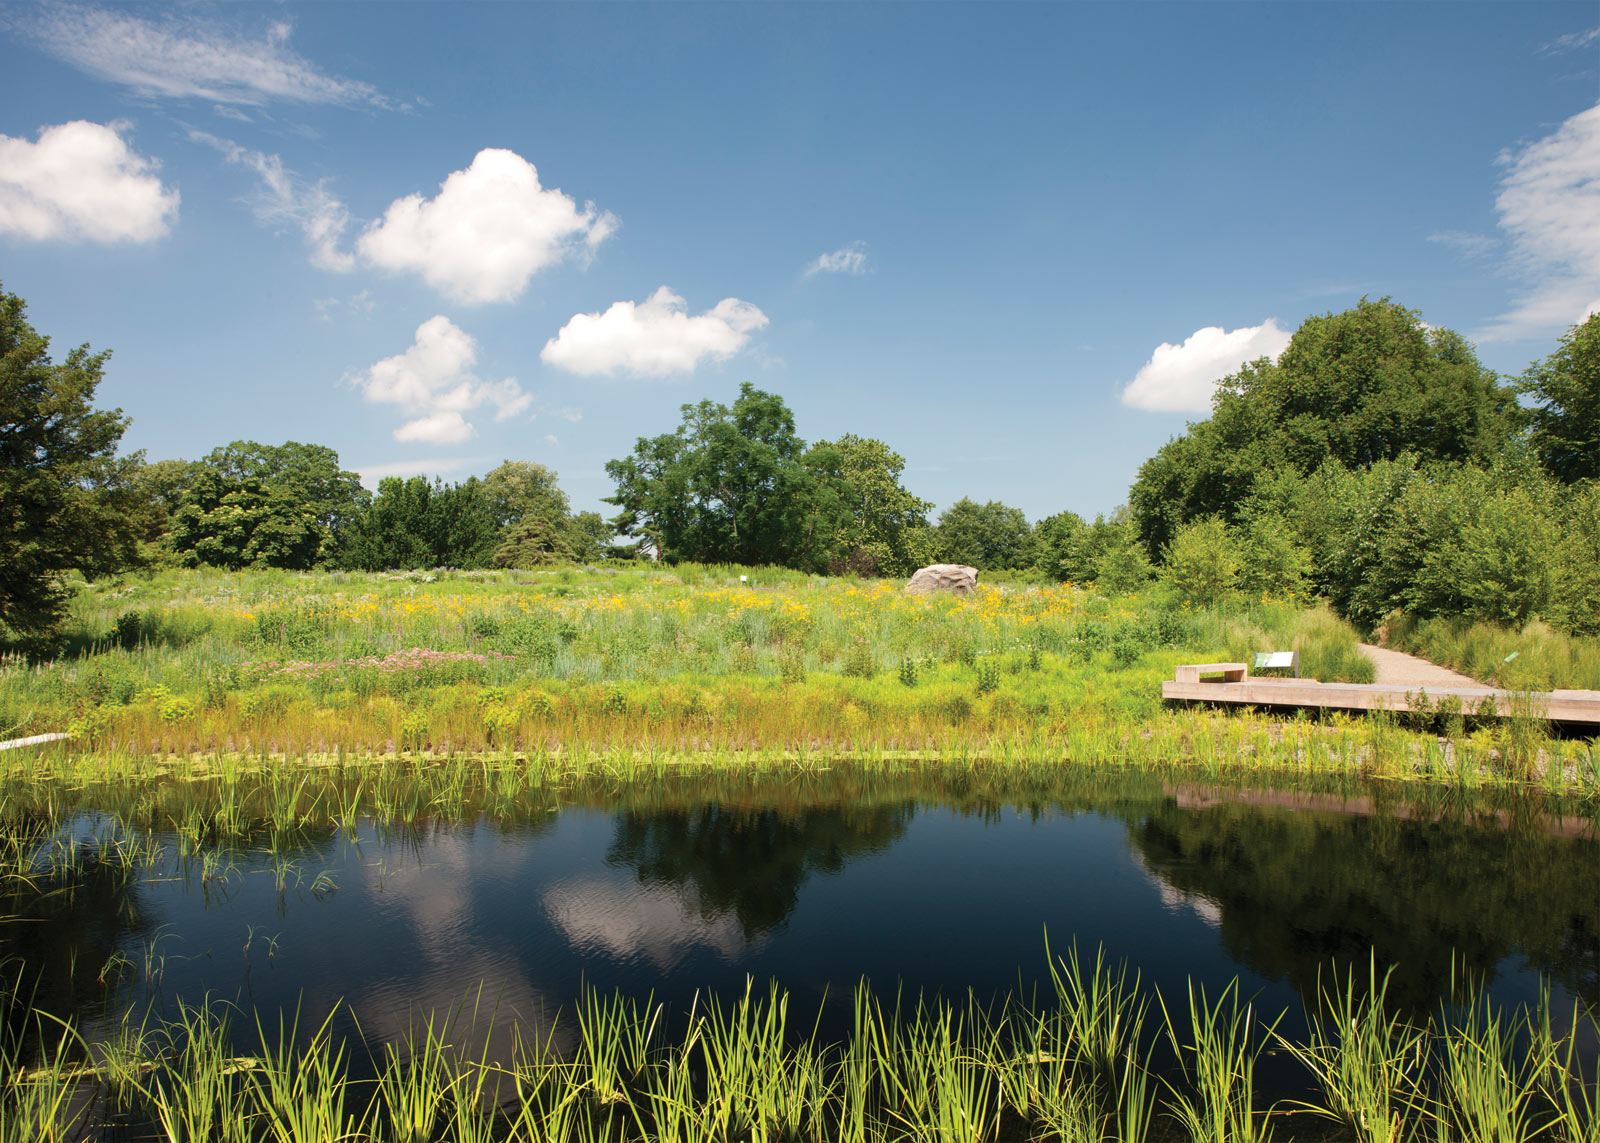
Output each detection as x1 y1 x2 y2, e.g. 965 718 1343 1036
904 564 979 595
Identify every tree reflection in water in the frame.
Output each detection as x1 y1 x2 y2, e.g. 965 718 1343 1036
1128 797 1599 1016
605 803 912 937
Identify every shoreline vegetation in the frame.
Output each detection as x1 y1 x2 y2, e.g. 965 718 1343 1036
2 942 1594 1143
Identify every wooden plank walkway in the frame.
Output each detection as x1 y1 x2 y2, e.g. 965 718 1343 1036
1163 663 1600 726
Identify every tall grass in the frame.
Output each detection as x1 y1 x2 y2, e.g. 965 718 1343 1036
0 945 1593 1142
1384 613 1600 691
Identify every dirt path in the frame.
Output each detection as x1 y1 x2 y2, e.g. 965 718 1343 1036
1359 643 1484 687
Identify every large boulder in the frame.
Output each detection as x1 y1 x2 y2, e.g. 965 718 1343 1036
904 564 979 595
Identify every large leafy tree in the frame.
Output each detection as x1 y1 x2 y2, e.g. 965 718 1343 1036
1522 312 1600 484
340 475 500 570
166 470 326 571
803 434 932 577
933 498 1037 571
1129 298 1517 556
194 440 368 559
606 383 827 566
481 460 570 529
0 285 144 644
481 459 612 564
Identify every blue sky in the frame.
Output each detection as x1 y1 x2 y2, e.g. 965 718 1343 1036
2 2 1597 523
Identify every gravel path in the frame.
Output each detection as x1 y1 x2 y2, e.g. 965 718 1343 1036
1359 644 1484 687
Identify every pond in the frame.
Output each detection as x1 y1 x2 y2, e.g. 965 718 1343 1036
6 763 1595 1110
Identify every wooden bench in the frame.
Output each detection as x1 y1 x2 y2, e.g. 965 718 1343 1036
1174 662 1247 683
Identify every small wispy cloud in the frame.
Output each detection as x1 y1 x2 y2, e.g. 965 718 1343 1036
1539 25 1599 56
21 4 397 108
805 240 869 277
542 434 560 446
313 290 375 322
191 130 353 270
1473 99 1600 342
1427 230 1501 260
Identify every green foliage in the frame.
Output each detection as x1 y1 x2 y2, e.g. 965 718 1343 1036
1032 510 1088 582
606 385 934 574
566 510 615 564
194 440 368 556
481 460 568 529
1286 457 1583 633
976 658 999 694
1162 517 1239 607
1092 528 1154 596
167 470 328 571
843 637 875 680
806 433 933 577
493 514 574 568
1521 312 1600 484
0 284 144 646
607 383 824 567
340 475 500 570
1130 298 1517 557
933 497 1037 571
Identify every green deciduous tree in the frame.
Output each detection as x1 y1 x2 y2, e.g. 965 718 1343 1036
340 475 500 570
195 440 368 557
1032 510 1089 582
933 498 1037 571
1130 299 1517 557
482 460 570 529
1521 312 1600 484
167 470 326 571
0 285 144 645
481 459 613 563
606 384 828 567
804 434 933 577
1162 516 1239 607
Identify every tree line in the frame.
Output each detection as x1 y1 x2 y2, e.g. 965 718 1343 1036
4 278 1598 648
1128 299 1600 636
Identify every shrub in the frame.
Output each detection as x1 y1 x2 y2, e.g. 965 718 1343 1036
1162 517 1239 607
843 638 875 679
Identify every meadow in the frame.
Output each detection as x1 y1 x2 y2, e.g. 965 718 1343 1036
2 565 1595 792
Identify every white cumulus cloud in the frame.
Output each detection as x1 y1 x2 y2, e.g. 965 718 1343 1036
22 4 394 108
541 286 769 378
1120 320 1292 413
190 131 352 270
806 241 868 276
353 316 532 445
358 149 617 305
0 121 179 243
1475 100 1600 341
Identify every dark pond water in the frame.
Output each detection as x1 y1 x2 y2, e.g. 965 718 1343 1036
4 768 1597 1097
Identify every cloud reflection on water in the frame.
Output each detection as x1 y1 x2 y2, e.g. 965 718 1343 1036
543 876 760 970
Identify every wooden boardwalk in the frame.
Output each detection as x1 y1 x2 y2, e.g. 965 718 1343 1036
1162 663 1600 726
